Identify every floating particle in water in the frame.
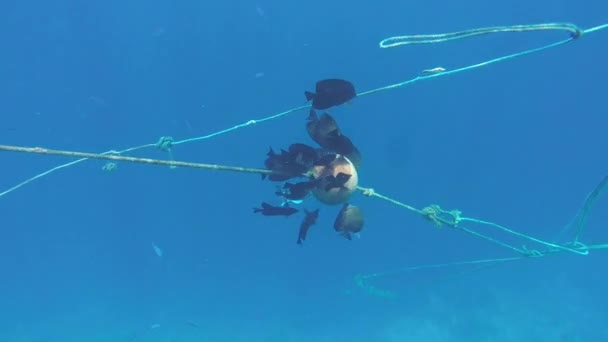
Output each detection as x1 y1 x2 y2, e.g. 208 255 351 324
152 242 163 257
186 320 200 328
88 95 107 106
255 72 265 78
422 67 446 74
255 5 265 17
152 27 166 37
102 162 118 172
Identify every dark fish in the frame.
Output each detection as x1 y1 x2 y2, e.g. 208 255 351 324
304 79 356 110
253 202 299 216
277 178 322 201
297 209 320 244
306 112 339 149
313 153 337 167
334 203 364 240
185 321 200 328
306 112 359 164
263 143 318 181
288 143 318 167
324 172 352 191
324 129 355 156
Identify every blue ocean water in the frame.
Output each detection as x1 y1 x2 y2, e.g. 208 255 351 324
1 0 607 341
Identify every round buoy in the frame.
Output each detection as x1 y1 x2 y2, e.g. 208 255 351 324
311 155 358 205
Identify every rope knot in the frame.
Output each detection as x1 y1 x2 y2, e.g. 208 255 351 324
362 188 375 196
422 205 443 227
156 136 174 152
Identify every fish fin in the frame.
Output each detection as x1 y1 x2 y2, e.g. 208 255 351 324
327 129 341 137
307 109 318 121
343 232 352 240
261 202 272 209
267 147 275 156
253 207 262 213
304 91 315 101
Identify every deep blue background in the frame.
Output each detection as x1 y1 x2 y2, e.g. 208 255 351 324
1 0 607 340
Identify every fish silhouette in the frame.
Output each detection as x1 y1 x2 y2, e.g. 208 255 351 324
253 202 299 217
304 79 356 110
334 203 364 240
297 209 320 244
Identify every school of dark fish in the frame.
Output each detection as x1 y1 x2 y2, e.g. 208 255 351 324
254 78 364 245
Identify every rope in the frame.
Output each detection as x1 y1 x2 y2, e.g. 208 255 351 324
0 145 275 176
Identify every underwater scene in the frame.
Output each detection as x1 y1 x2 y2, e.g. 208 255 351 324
1 0 607 341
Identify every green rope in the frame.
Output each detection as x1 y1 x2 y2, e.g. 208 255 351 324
171 105 310 146
378 23 583 48
0 145 276 176
0 142 155 198
354 242 608 298
354 175 608 298
358 187 591 257
573 176 608 243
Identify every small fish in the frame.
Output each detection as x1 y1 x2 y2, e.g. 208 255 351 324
185 320 200 328
277 178 321 201
288 143 318 165
306 113 349 152
253 202 299 216
324 172 351 191
306 112 361 167
325 129 355 156
304 79 356 110
313 153 337 167
334 203 364 240
263 144 318 181
306 112 339 148
297 209 320 244
422 67 446 74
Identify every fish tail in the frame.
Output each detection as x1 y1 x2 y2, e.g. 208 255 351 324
253 207 262 213
304 91 315 101
307 109 317 121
